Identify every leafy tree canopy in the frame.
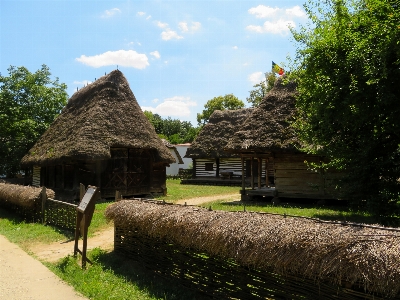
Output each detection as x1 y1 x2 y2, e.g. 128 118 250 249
196 94 245 125
291 0 400 220
246 72 277 107
0 65 68 177
144 111 200 144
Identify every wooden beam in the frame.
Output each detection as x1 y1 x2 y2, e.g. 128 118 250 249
241 156 245 191
265 158 269 187
258 158 262 189
251 157 254 190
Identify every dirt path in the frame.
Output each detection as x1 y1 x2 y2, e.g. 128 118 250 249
31 193 240 262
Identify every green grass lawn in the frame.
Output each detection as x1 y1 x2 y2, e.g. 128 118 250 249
158 179 239 202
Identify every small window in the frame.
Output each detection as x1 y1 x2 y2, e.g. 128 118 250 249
205 163 214 171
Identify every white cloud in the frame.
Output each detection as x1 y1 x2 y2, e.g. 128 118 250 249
137 11 145 16
178 22 189 32
248 5 279 18
286 6 306 18
179 21 201 33
248 72 264 85
247 5 305 35
146 15 152 20
73 80 92 86
156 21 169 28
161 29 183 40
150 51 160 59
232 46 238 50
152 98 159 103
76 50 149 69
141 96 196 117
247 19 295 35
101 8 121 18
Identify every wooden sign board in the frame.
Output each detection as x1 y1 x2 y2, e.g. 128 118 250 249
77 187 96 213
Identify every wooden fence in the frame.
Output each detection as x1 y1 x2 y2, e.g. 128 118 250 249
113 223 386 300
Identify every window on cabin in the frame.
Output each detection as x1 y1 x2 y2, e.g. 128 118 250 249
205 163 214 171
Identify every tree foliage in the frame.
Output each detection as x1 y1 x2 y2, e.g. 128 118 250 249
196 94 245 125
144 111 200 144
0 65 68 177
291 0 400 220
246 72 277 107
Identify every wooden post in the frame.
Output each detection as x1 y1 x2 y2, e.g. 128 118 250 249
241 156 245 191
41 186 47 224
74 184 98 269
265 159 269 187
192 159 196 178
115 190 121 202
216 158 220 178
251 157 254 190
258 158 262 189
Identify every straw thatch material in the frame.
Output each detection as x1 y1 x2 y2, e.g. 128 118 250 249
106 200 400 298
0 183 54 209
185 108 253 158
225 79 299 153
21 70 174 167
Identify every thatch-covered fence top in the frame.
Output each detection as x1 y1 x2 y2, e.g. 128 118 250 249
21 70 175 167
185 108 253 158
0 182 54 209
225 78 300 153
106 200 400 298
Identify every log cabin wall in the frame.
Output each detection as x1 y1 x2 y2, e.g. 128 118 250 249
274 154 326 199
194 158 217 177
219 158 243 175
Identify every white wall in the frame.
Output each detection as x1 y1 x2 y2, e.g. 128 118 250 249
166 144 192 176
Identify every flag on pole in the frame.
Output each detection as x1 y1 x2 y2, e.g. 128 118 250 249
272 61 284 76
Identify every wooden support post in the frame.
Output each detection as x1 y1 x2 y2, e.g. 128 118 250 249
265 159 269 187
258 158 262 189
216 158 220 178
115 190 121 202
74 184 98 269
251 157 254 190
192 159 196 178
241 156 245 191
41 186 47 224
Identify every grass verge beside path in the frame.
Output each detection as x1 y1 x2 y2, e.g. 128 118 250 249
200 199 376 224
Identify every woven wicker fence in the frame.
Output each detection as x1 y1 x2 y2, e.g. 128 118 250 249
106 199 400 300
0 183 78 230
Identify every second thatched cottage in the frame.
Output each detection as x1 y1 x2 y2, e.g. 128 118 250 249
21 70 175 199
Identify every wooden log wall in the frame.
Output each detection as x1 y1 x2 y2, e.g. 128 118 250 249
219 158 243 176
274 154 326 198
193 158 217 177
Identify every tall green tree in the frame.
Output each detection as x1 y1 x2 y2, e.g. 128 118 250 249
291 0 400 220
246 72 277 107
0 65 68 177
197 94 245 125
143 111 199 143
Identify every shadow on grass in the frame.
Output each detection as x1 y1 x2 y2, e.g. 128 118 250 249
54 248 212 300
0 206 74 240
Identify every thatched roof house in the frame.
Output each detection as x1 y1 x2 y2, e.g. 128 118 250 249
186 108 253 159
224 79 336 200
224 79 299 153
21 70 175 198
184 109 253 181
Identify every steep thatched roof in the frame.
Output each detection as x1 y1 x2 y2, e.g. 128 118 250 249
185 108 253 158
162 139 184 164
21 70 175 167
225 78 299 153
106 200 400 298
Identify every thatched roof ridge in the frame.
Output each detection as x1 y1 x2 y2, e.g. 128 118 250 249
185 108 253 158
225 78 300 153
0 183 54 209
106 200 400 298
162 139 184 164
21 70 175 166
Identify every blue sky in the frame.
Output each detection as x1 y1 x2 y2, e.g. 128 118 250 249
1 0 307 125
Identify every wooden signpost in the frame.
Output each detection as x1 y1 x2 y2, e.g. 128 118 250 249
74 184 99 268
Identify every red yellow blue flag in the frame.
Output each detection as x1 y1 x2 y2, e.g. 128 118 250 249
272 61 284 76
